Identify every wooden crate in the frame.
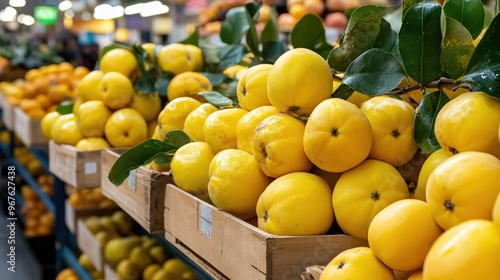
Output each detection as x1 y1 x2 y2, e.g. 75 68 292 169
13 107 48 147
0 93 15 130
49 140 102 188
104 263 119 280
77 218 106 271
64 199 119 234
164 184 368 280
101 148 173 234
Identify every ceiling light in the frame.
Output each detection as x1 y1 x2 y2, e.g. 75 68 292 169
58 0 73 11
124 3 143 15
21 15 34 25
81 11 91 21
94 4 124 20
0 7 17 22
64 9 75 18
9 0 26 8
140 1 169 17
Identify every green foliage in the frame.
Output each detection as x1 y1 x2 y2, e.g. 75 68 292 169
414 89 449 153
199 91 236 107
440 17 475 79
443 0 484 39
108 130 192 186
55 101 74 115
291 14 333 59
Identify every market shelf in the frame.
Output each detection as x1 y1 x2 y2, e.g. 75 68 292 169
61 245 93 280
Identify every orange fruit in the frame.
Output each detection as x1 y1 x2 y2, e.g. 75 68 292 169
289 4 306 21
35 94 52 109
48 84 70 104
72 66 90 80
19 99 43 113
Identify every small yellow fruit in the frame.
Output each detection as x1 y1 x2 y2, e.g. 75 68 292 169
320 247 396 280
98 72 134 110
426 151 500 230
41 111 61 139
492 192 500 232
142 43 156 63
347 91 372 107
77 70 104 101
163 258 190 278
360 96 418 167
236 105 280 155
157 43 197 75
368 199 443 272
256 172 334 235
407 270 423 280
76 100 112 138
267 48 333 117
183 103 218 142
332 159 410 240
252 113 313 178
75 137 110 150
99 48 138 78
143 264 162 280
171 142 216 203
304 98 373 173
208 149 271 219
129 92 162 122
158 97 201 140
185 44 204 72
412 148 451 201
236 64 273 111
148 120 158 138
104 108 148 147
167 71 212 101
423 220 500 280
53 115 84 145
203 108 248 153
434 91 500 156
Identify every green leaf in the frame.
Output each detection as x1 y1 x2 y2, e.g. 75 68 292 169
245 4 261 58
220 7 249 45
108 139 178 186
443 0 485 39
178 26 200 46
156 74 174 98
154 153 173 165
203 72 228 87
56 101 74 115
328 5 386 71
200 91 236 107
462 13 500 98
246 1 262 18
343 49 406 95
373 18 397 52
164 129 193 148
399 1 442 86
403 0 425 19
261 8 279 45
331 83 354 99
291 14 333 59
262 41 288 63
496 0 499 16
217 44 246 72
414 89 450 154
223 80 239 101
440 17 475 79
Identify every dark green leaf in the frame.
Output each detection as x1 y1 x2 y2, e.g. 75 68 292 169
331 83 354 99
135 74 156 94
245 4 261 58
291 14 332 59
403 0 425 18
373 18 397 52
201 44 222 72
399 1 442 86
164 130 192 148
217 44 246 71
108 139 178 186
156 74 174 98
443 0 485 39
220 7 249 45
462 14 500 98
261 8 279 45
414 89 449 154
343 49 406 95
328 5 386 71
223 80 239 101
154 153 173 165
56 101 74 115
200 91 236 107
441 17 475 79
246 1 262 18
203 72 228 87
130 44 156 94
262 41 288 63
178 25 200 46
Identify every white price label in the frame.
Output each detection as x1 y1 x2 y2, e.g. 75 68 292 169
200 204 212 238
128 170 137 191
84 162 97 175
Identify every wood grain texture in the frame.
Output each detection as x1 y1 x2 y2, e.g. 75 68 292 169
13 107 47 147
77 218 105 271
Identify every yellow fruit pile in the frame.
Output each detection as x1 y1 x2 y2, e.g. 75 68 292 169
165 44 500 273
14 147 44 177
78 253 103 280
41 48 162 149
83 211 135 246
56 268 80 280
67 187 117 209
0 62 89 119
21 185 55 236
